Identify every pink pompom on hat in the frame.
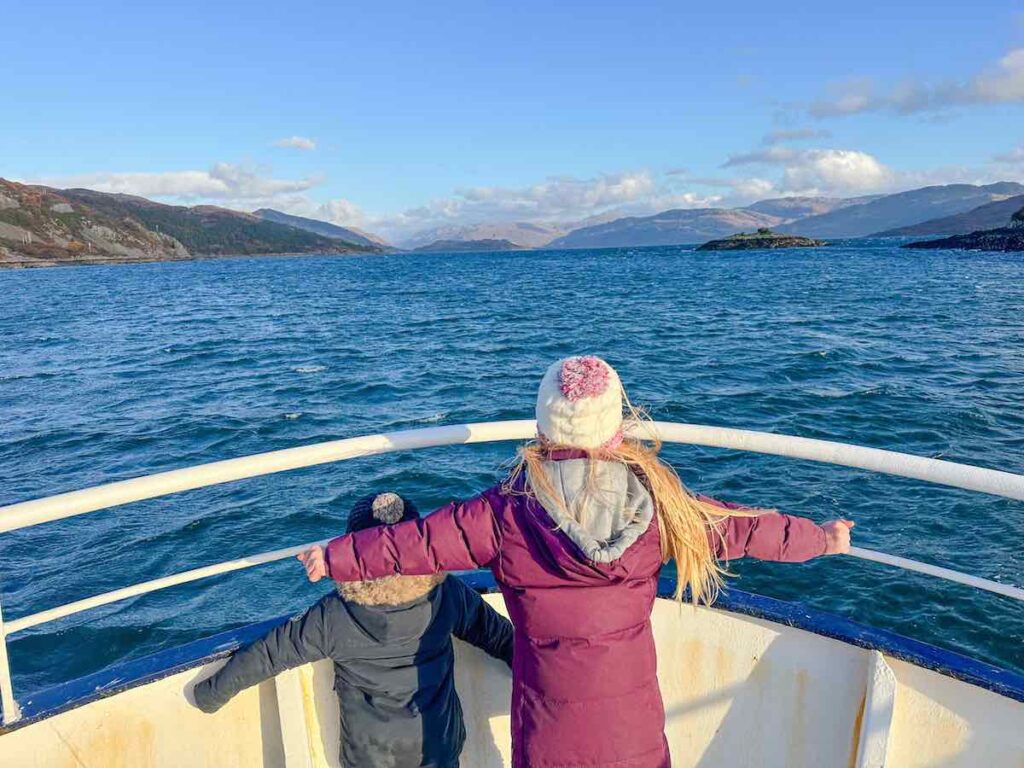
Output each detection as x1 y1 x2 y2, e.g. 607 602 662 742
536 356 624 449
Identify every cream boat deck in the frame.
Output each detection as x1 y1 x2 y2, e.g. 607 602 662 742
0 420 1021 766
1 588 1021 768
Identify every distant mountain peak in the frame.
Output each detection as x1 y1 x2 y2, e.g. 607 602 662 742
399 221 563 249
253 209 389 248
412 238 525 253
744 195 880 220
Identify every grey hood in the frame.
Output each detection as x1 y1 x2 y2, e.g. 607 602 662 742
533 459 655 563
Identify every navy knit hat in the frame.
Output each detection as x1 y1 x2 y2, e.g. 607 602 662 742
345 492 419 534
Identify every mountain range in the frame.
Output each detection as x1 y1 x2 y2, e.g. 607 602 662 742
5 178 1024 267
412 238 525 253
546 208 785 249
420 183 1018 250
545 183 1024 249
778 182 1024 239
398 221 564 249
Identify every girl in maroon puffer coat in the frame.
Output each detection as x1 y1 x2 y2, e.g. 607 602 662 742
299 356 853 768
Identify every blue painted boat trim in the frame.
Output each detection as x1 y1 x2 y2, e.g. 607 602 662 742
3 572 1022 732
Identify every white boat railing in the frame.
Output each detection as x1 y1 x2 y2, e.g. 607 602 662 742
1 419 1022 725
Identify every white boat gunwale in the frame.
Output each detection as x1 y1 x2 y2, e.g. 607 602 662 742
1 570 1022 738
1 419 1022 727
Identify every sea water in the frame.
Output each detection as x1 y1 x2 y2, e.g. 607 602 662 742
1 241 1022 695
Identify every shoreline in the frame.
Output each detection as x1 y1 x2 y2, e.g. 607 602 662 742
0 248 386 271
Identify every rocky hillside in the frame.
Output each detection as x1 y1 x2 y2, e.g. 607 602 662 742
873 195 1024 237
903 206 1024 252
743 195 879 220
253 208 388 248
0 180 190 267
546 208 783 249
412 238 524 253
59 188 373 257
0 179 375 268
778 182 1024 239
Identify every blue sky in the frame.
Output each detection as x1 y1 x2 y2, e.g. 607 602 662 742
5 0 1024 241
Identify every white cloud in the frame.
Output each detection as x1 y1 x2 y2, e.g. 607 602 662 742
269 196 371 229
46 163 320 202
993 145 1024 165
647 191 724 209
722 146 799 168
366 171 664 240
781 149 894 193
315 198 367 226
273 136 318 151
719 147 894 196
811 49 1024 117
452 171 658 219
761 128 832 145
297 171 736 243
711 177 779 200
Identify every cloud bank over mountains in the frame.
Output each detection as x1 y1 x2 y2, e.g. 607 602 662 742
35 143 1017 244
45 163 321 206
29 48 1023 244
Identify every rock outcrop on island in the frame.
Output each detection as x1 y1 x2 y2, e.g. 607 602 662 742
412 238 525 253
903 206 1024 252
0 179 378 268
696 228 828 251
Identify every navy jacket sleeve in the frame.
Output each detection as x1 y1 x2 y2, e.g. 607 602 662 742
192 599 331 713
446 577 514 667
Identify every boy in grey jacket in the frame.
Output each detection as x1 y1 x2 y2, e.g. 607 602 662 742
191 492 513 768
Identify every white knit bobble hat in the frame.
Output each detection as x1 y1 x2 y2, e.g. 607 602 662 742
535 356 624 449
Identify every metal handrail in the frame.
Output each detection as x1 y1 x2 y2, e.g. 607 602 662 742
1 419 1022 724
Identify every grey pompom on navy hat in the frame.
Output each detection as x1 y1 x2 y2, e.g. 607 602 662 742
345 491 419 533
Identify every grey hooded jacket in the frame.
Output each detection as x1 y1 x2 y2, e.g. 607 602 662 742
193 575 513 767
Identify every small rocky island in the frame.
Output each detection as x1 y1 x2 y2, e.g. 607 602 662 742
903 206 1024 252
696 228 828 251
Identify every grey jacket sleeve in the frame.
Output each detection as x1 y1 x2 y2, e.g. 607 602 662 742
192 600 331 713
447 578 514 667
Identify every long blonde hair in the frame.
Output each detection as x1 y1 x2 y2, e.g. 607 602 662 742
506 399 767 605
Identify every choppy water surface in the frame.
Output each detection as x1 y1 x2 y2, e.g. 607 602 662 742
1 242 1022 696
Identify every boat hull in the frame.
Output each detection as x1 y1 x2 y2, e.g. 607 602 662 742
2 583 1021 767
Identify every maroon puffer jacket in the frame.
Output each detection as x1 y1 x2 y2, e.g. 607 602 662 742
325 456 827 768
